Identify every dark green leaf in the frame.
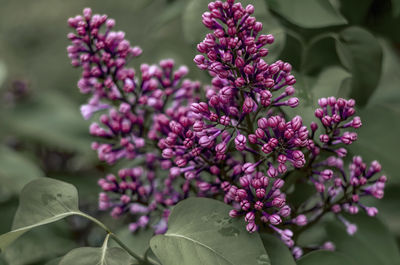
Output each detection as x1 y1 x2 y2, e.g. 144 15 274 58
0 145 43 202
0 92 93 154
266 0 347 28
110 227 154 260
339 0 374 24
392 0 400 16
286 66 350 126
59 246 133 265
2 226 76 265
364 184 400 236
150 198 270 265
0 178 81 251
334 26 383 106
44 257 62 265
260 234 296 265
350 40 400 183
325 214 400 265
297 250 357 265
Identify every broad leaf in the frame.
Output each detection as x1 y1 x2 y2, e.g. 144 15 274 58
335 26 383 106
260 234 296 265
2 226 76 265
366 184 400 236
393 0 400 17
286 66 350 126
339 0 374 24
0 178 81 252
297 250 357 265
0 92 93 154
44 257 62 265
0 145 43 202
325 214 400 265
350 40 400 183
59 246 133 265
150 198 270 265
111 227 154 260
266 0 347 28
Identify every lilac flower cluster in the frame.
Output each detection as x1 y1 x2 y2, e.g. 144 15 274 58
67 8 199 232
67 0 387 259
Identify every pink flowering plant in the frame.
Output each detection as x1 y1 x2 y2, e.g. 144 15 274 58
0 1 399 264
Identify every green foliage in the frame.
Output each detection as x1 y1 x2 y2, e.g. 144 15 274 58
325 214 400 265
335 26 383 106
0 145 43 202
150 198 270 265
0 178 81 251
297 250 357 265
260 234 296 265
1 226 76 265
0 92 93 154
392 0 400 16
59 240 134 265
111 227 154 261
265 0 348 28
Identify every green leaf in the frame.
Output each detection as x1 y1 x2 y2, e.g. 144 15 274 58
110 227 154 260
297 250 357 265
260 234 296 265
0 145 44 202
350 40 400 183
183 0 285 60
334 26 383 106
44 257 62 265
339 0 374 24
150 198 270 265
266 0 347 28
0 92 93 154
182 0 209 44
363 184 400 236
325 214 400 265
0 60 7 88
286 66 350 126
59 246 133 265
350 104 400 183
0 178 81 252
392 0 400 17
2 226 76 265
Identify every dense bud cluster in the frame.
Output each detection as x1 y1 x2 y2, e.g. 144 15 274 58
67 1 387 260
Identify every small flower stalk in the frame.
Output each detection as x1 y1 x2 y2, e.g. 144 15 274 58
67 1 387 259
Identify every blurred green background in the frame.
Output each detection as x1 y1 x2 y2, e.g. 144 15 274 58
0 0 399 264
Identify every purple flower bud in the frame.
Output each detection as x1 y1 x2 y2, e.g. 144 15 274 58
366 207 378 216
293 214 307 226
287 97 299 108
229 209 239 217
278 205 291 217
292 247 303 260
322 241 335 251
346 223 357 235
269 214 282 225
246 222 258 233
256 188 266 198
272 197 286 208
245 211 255 222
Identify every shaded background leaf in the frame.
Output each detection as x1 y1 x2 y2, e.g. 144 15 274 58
335 26 383 106
265 0 348 28
325 214 400 265
297 250 357 265
260 234 296 265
